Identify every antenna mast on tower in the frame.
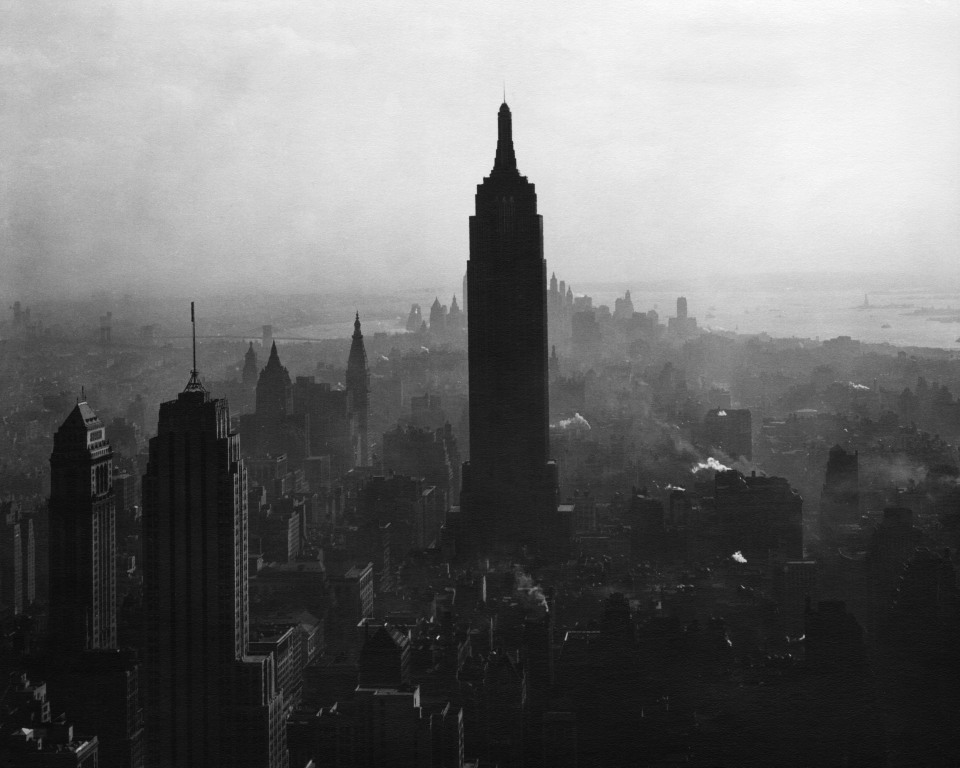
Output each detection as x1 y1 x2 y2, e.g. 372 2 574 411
185 301 206 393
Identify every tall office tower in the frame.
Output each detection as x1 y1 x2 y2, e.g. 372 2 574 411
49 404 144 767
346 312 370 466
48 400 117 651
256 341 293 456
820 445 859 537
242 342 259 390
142 317 286 768
462 102 558 551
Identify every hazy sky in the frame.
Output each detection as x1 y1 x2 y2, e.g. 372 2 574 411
2 0 958 299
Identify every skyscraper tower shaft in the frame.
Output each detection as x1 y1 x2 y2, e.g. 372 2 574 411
48 401 117 651
463 102 556 548
142 314 285 768
346 312 370 466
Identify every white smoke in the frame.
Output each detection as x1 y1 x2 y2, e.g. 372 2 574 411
848 382 870 391
691 457 731 473
552 413 591 432
732 551 747 564
514 569 549 611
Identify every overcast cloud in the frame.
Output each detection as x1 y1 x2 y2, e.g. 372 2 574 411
1 0 957 299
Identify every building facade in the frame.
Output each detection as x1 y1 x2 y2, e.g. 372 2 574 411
48 401 117 651
462 102 558 551
142 367 286 768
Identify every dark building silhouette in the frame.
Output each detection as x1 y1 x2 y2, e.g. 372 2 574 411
571 310 601 364
382 424 457 506
448 295 465 330
346 313 370 466
48 401 117 651
820 444 859 537
703 407 752 460
1 502 36 616
358 625 412 689
430 297 447 334
406 304 423 333
714 469 803 561
47 404 145 768
461 101 558 551
804 599 866 671
292 377 357 476
242 342 259 391
667 296 697 336
0 673 100 765
141 355 285 767
256 342 294 457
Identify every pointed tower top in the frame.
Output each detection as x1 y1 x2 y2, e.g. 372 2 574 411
493 102 518 175
268 340 280 361
184 301 206 393
353 311 363 339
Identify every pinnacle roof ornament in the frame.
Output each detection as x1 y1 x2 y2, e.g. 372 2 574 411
183 301 207 393
493 102 518 175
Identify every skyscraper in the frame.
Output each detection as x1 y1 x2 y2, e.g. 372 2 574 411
142 308 286 768
48 400 117 651
242 341 258 391
346 312 370 466
49 403 145 767
462 102 558 550
256 341 293 457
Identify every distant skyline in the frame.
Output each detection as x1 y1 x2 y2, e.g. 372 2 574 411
2 0 958 298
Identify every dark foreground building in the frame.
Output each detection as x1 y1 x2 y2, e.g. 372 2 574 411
47 402 144 768
141 346 286 767
461 102 559 553
48 400 117 651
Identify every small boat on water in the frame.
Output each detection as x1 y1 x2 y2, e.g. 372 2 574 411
881 323 891 329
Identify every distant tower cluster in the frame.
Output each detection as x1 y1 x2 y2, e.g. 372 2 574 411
411 296 466 340
547 272 577 350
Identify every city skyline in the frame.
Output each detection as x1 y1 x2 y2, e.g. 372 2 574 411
3 0 958 299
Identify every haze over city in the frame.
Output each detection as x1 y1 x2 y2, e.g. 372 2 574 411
3 3 960 768
3 0 958 299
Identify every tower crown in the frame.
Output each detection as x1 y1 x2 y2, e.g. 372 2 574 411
493 102 518 175
347 313 369 381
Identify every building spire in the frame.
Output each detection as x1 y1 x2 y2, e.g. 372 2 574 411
184 301 206 393
493 102 518 175
353 311 362 339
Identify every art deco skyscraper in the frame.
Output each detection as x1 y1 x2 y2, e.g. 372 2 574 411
346 312 370 466
142 307 285 768
48 399 117 651
462 102 558 549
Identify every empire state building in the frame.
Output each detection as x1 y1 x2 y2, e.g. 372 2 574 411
462 102 559 551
